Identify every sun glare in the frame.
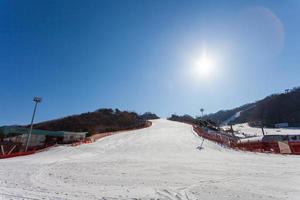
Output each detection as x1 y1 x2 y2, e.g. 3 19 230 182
192 52 216 79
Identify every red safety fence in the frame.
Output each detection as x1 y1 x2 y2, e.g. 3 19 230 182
71 122 153 146
233 141 280 154
87 121 153 143
193 125 237 147
288 142 300 155
71 139 94 146
193 125 300 155
1 122 147 158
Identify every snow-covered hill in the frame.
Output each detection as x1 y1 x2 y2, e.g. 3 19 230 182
222 110 242 125
1 119 300 200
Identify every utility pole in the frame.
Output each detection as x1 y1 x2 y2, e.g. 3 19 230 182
25 97 42 152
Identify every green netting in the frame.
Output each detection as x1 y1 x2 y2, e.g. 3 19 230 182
0 126 64 137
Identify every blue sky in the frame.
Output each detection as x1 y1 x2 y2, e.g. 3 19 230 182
1 0 300 125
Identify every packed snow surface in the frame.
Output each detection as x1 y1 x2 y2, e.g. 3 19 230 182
1 119 300 200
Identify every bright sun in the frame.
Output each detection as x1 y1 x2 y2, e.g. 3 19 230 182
193 52 215 77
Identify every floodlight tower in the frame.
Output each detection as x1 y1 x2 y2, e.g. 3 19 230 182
25 97 42 152
200 108 204 118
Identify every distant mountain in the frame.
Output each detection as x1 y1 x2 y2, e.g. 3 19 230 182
34 108 154 135
205 87 300 127
203 103 255 125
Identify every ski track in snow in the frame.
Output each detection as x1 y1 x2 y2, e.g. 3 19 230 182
0 119 300 200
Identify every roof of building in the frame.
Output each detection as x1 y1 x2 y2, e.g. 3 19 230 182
0 126 64 137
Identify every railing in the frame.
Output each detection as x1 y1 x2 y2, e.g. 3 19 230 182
0 150 35 159
0 142 22 155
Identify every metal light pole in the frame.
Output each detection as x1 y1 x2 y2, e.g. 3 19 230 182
25 97 42 152
200 108 204 118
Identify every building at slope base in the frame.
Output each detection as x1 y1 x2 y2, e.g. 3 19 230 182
0 126 87 148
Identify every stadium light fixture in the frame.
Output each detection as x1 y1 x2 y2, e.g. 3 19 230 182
200 108 204 117
25 97 42 152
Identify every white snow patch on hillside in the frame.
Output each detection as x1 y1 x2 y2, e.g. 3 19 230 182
1 119 300 200
222 111 241 125
224 123 300 136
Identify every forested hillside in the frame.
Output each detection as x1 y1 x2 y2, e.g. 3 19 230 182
34 109 154 135
205 87 300 127
140 112 160 120
203 103 255 125
168 114 218 130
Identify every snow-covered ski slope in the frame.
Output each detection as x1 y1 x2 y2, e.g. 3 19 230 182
1 119 300 200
